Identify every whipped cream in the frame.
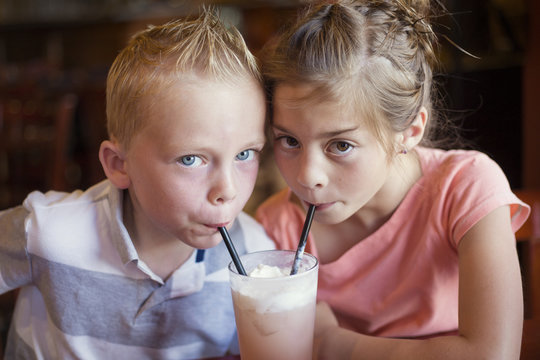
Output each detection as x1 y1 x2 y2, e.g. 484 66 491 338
249 264 289 278
232 263 317 313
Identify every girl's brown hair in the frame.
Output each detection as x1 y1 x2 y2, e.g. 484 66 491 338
263 0 446 154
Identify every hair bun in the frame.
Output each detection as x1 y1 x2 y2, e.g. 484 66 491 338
390 0 438 66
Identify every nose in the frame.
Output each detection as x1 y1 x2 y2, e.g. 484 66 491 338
208 166 237 205
296 150 328 190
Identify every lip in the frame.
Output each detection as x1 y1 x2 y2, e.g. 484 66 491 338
204 222 231 230
304 201 335 211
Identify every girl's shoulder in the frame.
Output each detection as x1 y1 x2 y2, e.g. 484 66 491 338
416 147 508 190
417 147 498 171
257 186 307 216
412 147 528 245
255 188 308 250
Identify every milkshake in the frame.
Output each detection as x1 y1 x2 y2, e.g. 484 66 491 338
228 250 318 360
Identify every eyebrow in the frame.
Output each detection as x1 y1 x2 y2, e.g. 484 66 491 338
272 124 360 138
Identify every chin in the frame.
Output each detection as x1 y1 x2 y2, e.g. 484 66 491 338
187 233 223 250
317 211 352 225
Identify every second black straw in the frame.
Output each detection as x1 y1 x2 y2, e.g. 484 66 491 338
290 204 316 275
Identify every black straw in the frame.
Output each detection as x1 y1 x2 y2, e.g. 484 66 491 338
218 226 247 275
290 204 316 275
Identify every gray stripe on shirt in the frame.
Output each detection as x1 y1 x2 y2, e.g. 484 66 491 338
30 253 236 349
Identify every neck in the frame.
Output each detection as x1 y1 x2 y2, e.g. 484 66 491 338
122 192 194 280
312 151 423 264
356 150 422 227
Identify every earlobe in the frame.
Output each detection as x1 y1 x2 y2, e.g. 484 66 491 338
99 140 131 189
401 106 428 151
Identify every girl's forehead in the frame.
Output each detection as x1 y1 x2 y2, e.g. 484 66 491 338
273 104 368 139
275 82 357 111
275 84 358 120
273 83 389 144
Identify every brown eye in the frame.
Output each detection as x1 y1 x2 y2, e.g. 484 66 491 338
329 141 353 155
277 136 299 149
286 137 299 147
336 142 350 152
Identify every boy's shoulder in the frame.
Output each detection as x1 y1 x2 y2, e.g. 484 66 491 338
235 211 275 253
23 180 113 211
21 180 124 258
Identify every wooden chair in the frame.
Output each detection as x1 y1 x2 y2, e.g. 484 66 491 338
0 91 78 209
0 91 77 356
513 189 540 319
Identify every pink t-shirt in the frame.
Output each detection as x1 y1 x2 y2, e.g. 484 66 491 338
256 147 530 338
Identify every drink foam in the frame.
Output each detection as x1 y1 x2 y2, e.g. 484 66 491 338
232 263 317 313
248 264 289 278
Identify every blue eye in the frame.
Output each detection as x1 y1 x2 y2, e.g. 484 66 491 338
236 150 255 161
179 155 202 167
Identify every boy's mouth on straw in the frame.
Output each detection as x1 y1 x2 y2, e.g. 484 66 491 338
205 222 231 230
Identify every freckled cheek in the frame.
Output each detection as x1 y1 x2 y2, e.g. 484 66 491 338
155 188 196 215
157 173 207 207
238 162 260 191
337 167 373 196
273 151 295 177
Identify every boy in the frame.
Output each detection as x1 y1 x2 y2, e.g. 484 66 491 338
0 9 273 359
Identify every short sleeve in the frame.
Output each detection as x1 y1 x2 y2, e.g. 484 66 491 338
444 152 530 246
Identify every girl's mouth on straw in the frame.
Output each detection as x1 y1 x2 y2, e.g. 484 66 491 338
305 201 335 211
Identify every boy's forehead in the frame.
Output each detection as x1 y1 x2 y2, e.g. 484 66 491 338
157 72 261 100
137 73 261 119
136 75 265 147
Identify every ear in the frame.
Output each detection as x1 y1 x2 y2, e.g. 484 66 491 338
398 106 428 152
99 140 131 189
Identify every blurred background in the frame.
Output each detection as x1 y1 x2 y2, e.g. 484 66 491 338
0 0 539 357
0 0 538 212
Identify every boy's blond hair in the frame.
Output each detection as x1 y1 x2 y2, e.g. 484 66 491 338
106 9 261 149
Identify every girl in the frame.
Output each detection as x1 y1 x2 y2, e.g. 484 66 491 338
255 1 530 359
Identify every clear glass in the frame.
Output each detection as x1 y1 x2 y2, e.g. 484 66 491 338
228 250 319 360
